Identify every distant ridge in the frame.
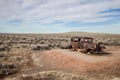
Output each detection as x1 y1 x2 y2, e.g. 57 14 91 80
66 31 120 35
0 31 120 35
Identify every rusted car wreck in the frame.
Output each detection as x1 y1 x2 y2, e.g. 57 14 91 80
70 36 105 53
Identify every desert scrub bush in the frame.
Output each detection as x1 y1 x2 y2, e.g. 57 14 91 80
0 53 7 61
0 63 19 78
18 71 87 80
0 53 5 58
32 44 51 50
0 41 3 45
59 41 71 49
0 45 10 51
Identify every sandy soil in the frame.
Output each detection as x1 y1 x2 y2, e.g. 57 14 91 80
31 46 120 77
1 46 120 80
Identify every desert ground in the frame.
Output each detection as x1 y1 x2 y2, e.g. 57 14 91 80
0 32 120 80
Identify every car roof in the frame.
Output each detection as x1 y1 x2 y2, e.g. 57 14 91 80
71 36 93 39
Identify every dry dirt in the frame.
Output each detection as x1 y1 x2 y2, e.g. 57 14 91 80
3 46 120 80
31 46 120 76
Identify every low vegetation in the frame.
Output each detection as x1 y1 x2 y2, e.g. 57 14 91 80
0 32 120 80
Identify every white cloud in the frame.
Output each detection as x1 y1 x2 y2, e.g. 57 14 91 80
0 0 120 24
0 0 120 31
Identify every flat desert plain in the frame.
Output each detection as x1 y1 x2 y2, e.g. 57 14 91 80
0 32 120 80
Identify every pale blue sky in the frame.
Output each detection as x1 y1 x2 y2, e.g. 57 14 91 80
0 0 120 34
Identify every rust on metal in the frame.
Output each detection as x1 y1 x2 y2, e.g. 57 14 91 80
70 36 105 53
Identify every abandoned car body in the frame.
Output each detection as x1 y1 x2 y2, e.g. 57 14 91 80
70 36 105 53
